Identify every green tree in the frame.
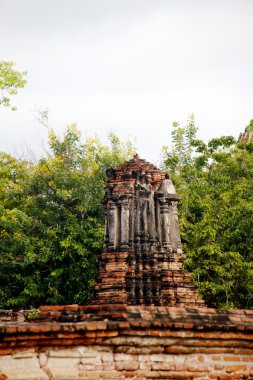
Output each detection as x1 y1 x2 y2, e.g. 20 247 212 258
0 153 35 307
0 125 135 308
162 118 253 309
0 61 27 110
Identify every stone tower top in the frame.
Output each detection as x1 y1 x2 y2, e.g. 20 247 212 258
105 154 165 195
104 155 181 253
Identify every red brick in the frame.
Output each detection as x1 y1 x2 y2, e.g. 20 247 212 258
85 323 99 331
209 375 232 380
212 355 221 361
0 349 12 355
155 371 207 379
214 364 224 370
241 356 253 362
187 364 210 372
141 312 153 320
4 326 17 334
164 347 194 354
226 364 248 373
224 355 241 361
32 324 55 333
183 323 194 329
39 305 65 311
118 321 130 328
197 354 204 362
95 322 107 330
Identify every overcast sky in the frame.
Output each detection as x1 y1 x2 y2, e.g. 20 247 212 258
0 0 252 163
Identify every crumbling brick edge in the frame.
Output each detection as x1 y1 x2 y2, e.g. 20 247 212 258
0 305 253 379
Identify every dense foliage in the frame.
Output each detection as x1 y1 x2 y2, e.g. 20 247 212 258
0 110 252 309
162 116 253 309
0 61 27 110
0 125 135 308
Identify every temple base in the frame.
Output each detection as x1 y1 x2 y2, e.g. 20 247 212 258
93 250 204 307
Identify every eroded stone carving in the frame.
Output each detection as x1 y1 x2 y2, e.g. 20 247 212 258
94 155 204 306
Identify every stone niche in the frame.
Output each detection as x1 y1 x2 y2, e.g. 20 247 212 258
94 155 204 307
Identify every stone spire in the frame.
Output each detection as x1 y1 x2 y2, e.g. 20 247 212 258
94 155 204 306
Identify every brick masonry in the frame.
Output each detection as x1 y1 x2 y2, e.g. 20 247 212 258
1 156 252 379
94 155 204 307
1 305 253 379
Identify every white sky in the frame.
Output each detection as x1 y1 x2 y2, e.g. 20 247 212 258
0 0 252 164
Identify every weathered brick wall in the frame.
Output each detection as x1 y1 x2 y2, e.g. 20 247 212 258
1 305 253 380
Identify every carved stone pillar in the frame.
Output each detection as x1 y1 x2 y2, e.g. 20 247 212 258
155 196 163 250
129 196 135 250
120 197 130 251
140 194 149 250
103 204 109 252
147 191 157 250
108 201 119 251
134 191 141 253
168 199 182 252
158 197 172 251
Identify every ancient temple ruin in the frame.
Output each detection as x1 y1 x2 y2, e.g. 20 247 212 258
3 157 253 380
94 155 204 306
2 305 253 380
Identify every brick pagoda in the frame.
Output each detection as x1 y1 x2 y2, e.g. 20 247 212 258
94 155 204 306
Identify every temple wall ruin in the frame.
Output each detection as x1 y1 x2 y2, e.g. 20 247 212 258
1 305 253 380
1 156 252 379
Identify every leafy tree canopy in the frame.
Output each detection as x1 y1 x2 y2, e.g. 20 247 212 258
1 115 252 310
162 117 253 309
0 61 27 111
0 125 136 308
